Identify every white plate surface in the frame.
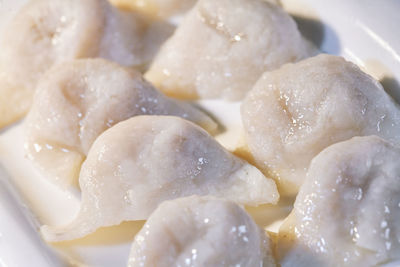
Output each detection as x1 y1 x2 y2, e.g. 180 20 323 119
1 0 400 266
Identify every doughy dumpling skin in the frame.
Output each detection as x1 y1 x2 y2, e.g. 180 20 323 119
128 196 276 267
145 0 314 100
0 0 170 128
242 54 400 195
41 116 278 242
277 136 400 267
25 59 216 186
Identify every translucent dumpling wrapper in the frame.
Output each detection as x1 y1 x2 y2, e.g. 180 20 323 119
145 0 315 100
25 59 217 187
0 0 173 128
241 54 400 195
277 136 400 267
41 116 279 242
128 196 276 267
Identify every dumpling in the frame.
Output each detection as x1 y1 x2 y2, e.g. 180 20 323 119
0 0 171 128
145 0 314 100
41 116 279 241
128 196 276 267
25 59 217 186
241 54 400 195
277 136 400 267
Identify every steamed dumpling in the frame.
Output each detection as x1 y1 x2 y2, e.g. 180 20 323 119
41 116 279 241
241 54 400 195
25 59 216 186
145 0 314 100
277 136 400 267
0 0 170 128
128 196 276 267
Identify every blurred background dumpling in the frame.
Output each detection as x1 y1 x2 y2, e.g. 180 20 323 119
145 0 315 100
0 0 172 128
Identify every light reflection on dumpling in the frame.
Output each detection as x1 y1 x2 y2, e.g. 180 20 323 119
41 116 278 242
277 136 400 267
241 54 400 195
0 0 172 128
25 59 217 186
128 196 276 267
145 0 314 100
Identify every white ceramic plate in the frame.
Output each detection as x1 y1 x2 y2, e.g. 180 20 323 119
1 0 400 266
